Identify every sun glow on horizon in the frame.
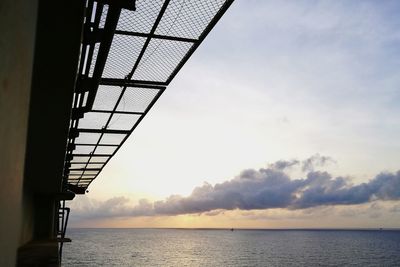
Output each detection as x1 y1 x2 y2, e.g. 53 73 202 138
69 0 400 228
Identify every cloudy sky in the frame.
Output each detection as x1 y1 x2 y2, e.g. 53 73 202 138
70 0 400 228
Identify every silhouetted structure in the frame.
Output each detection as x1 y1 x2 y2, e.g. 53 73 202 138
0 0 233 266
64 0 233 192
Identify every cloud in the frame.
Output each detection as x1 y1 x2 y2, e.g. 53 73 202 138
70 156 400 219
338 202 384 219
268 154 334 172
301 154 335 172
69 196 131 219
269 159 299 171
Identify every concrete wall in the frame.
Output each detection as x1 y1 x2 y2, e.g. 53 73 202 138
1 0 84 265
0 0 38 265
19 190 35 246
23 0 84 241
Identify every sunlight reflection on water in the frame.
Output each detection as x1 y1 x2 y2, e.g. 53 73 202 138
63 229 400 266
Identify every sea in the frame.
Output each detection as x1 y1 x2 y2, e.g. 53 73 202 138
62 229 400 266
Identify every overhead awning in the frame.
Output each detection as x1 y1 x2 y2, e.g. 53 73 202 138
63 0 234 192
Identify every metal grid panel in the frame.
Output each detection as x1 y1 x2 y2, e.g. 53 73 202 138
70 170 84 175
117 87 159 112
64 0 234 190
92 85 123 111
99 4 109 28
78 112 111 130
108 114 141 130
103 35 146 79
74 145 96 154
74 133 102 145
85 163 105 168
117 0 164 33
100 133 127 145
155 0 226 39
132 38 193 82
88 43 100 77
89 156 109 163
70 156 90 163
94 146 117 154
83 170 100 175
70 163 88 169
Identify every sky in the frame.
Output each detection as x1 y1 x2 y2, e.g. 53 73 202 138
69 0 400 228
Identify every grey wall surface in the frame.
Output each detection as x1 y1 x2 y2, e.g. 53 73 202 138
23 0 84 240
0 0 38 265
1 0 84 264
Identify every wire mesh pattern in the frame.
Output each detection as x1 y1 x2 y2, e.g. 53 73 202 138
92 85 123 111
63 0 234 192
132 38 193 82
99 4 109 28
117 0 164 33
88 43 100 77
117 87 159 112
156 0 226 39
78 112 111 129
103 35 146 79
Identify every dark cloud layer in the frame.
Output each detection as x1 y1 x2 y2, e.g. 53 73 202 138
71 156 400 219
144 169 400 215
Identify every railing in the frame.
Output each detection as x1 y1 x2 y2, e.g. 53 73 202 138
57 200 70 262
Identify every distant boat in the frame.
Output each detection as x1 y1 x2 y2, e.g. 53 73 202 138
230 228 234 232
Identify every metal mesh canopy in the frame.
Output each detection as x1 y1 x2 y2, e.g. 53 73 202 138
63 0 233 192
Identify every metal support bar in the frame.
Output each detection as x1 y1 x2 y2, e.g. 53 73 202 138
86 5 122 110
68 178 95 181
77 128 130 134
67 184 87 194
73 153 111 157
71 107 86 119
91 109 144 115
95 0 136 11
75 76 94 93
70 161 105 164
69 129 79 138
69 174 97 177
67 143 76 151
100 77 167 88
115 30 198 43
75 143 118 147
84 28 104 44
69 168 102 171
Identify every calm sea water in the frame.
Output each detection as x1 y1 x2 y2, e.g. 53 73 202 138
63 229 400 266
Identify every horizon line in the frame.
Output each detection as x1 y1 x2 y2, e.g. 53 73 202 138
68 227 400 231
